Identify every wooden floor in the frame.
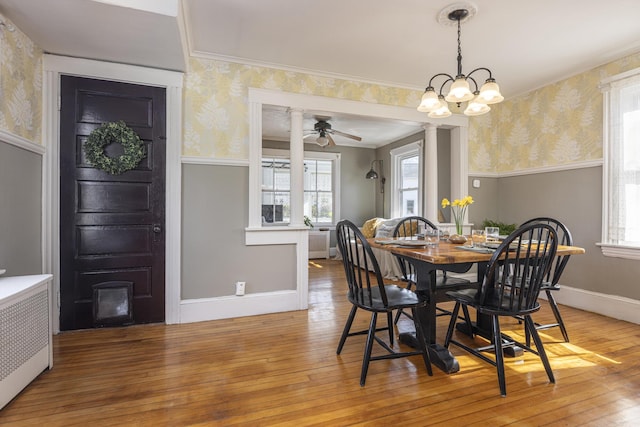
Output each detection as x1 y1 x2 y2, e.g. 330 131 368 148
2 259 640 426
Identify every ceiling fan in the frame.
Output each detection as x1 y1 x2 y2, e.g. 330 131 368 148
303 118 362 147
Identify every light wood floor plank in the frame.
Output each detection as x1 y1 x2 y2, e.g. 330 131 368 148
1 259 639 426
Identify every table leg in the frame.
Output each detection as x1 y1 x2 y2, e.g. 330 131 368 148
398 332 460 373
396 268 460 374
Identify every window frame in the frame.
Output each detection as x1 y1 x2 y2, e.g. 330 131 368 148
599 67 640 260
262 148 341 227
390 141 423 218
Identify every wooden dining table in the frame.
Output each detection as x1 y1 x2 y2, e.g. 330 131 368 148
369 237 586 374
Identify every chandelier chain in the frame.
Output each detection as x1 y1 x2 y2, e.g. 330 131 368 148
457 18 463 77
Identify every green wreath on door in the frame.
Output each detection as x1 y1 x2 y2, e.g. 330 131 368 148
84 121 146 175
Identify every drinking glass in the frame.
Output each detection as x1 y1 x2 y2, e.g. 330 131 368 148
471 229 485 248
440 226 450 241
426 229 440 247
485 226 500 246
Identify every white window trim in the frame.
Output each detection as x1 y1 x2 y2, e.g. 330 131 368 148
262 148 341 227
599 67 640 260
390 141 423 218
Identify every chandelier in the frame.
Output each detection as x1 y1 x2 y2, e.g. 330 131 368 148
417 6 503 118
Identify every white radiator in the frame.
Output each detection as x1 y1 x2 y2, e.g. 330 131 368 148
0 274 53 410
309 230 330 259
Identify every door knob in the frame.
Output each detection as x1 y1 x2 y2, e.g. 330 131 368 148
153 225 162 233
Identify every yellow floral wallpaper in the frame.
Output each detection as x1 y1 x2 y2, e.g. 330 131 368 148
0 16 42 144
185 52 640 171
183 57 421 158
469 51 640 174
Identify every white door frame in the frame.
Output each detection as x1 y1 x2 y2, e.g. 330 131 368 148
42 55 183 332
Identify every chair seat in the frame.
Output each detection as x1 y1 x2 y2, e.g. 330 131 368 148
540 281 560 291
350 284 427 311
446 287 541 317
434 276 475 303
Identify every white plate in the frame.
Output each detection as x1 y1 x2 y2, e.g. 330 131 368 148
394 240 428 247
456 246 494 253
484 242 524 250
375 239 428 247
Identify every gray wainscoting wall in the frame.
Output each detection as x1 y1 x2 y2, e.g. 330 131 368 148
0 142 42 276
484 166 640 301
181 163 296 299
467 176 500 227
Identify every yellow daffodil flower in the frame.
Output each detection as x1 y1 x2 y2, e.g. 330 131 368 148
441 195 474 235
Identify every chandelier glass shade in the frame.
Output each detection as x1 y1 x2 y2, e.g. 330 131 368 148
417 8 503 118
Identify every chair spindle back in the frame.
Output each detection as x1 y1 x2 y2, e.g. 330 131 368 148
336 220 388 307
479 223 558 313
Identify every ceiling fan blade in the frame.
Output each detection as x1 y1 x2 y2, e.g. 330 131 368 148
331 129 362 141
327 134 336 147
303 133 316 139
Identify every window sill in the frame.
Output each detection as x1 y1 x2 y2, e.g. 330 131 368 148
597 243 640 260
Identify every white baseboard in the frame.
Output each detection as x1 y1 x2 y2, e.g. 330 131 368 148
438 274 640 326
178 283 640 326
179 290 300 323
544 284 640 325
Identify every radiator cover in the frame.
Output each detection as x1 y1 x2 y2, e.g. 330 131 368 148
0 275 52 410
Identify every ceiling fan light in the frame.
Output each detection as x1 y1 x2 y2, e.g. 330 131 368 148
316 135 329 147
445 77 474 102
478 79 504 104
417 87 440 112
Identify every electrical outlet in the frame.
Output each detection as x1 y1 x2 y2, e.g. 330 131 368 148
235 281 246 296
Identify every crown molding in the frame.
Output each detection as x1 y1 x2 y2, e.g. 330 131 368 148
189 50 422 92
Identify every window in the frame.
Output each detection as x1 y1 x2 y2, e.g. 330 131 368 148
262 149 340 226
390 142 422 217
261 157 290 224
601 68 640 258
304 159 333 224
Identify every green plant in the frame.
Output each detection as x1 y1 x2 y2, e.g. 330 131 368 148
481 219 517 235
304 216 314 228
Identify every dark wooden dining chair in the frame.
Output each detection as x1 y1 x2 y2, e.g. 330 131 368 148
335 219 432 386
392 216 473 324
443 223 559 396
519 217 573 343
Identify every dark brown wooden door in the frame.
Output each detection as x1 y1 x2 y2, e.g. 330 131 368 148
59 76 166 330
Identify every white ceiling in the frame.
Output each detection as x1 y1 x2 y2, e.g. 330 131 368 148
2 0 640 147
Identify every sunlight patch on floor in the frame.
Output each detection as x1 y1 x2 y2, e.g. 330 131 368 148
447 327 622 375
